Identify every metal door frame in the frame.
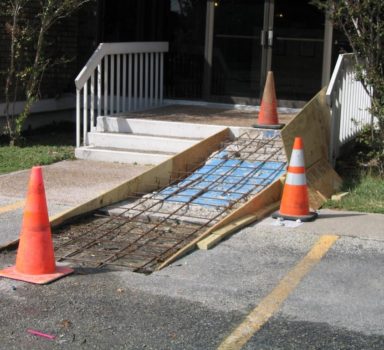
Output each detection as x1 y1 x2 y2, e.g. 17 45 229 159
202 0 333 103
202 0 274 101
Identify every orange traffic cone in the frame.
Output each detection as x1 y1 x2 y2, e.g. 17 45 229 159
272 137 317 222
253 71 284 129
0 166 73 284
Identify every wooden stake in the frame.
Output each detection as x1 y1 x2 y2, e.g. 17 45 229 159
197 202 280 250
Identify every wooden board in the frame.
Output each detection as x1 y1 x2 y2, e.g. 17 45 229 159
307 157 343 209
50 128 230 228
197 202 280 250
281 88 331 169
157 178 284 270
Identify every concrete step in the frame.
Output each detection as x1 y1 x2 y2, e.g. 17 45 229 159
77 118 229 165
96 116 227 138
75 146 175 165
88 132 200 154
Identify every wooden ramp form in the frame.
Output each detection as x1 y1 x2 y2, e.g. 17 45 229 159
52 129 286 273
2 89 342 272
49 90 341 273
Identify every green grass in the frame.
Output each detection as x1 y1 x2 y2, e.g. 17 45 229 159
0 123 75 175
323 172 384 213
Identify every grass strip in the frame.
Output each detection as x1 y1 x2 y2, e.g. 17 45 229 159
0 123 75 174
0 144 74 174
324 173 384 214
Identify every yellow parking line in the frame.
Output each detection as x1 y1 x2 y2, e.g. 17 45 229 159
0 200 25 215
218 234 339 350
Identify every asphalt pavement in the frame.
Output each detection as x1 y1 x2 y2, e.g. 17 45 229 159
0 160 384 349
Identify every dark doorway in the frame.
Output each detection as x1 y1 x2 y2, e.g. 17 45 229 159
211 0 266 99
272 0 324 100
165 0 207 99
97 0 326 103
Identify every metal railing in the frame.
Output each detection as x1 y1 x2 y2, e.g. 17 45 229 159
75 42 169 147
326 53 372 165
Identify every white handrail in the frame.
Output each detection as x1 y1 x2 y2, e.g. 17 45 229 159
75 42 169 147
326 53 372 165
75 42 168 89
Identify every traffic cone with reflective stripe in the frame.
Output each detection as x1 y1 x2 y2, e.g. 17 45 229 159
0 166 73 284
253 71 284 129
272 137 317 222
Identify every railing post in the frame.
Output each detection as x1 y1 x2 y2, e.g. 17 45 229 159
97 63 101 118
160 52 164 105
128 53 132 111
74 42 169 148
122 54 127 112
110 54 115 115
145 52 149 109
134 53 138 110
139 53 144 109
117 54 121 114
83 81 88 146
76 88 81 147
150 53 154 107
90 73 95 130
155 52 159 106
104 56 108 115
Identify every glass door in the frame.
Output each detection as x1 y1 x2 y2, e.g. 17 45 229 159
210 0 268 100
272 0 324 100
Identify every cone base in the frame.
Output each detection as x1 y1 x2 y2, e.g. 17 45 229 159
0 265 73 285
272 210 318 222
252 123 285 130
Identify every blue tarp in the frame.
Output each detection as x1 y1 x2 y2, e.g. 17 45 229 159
160 150 286 207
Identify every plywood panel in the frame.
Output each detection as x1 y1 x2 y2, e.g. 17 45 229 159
281 88 331 168
307 157 342 209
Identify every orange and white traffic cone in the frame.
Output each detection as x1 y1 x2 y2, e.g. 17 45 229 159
272 137 317 222
0 166 73 284
253 71 284 129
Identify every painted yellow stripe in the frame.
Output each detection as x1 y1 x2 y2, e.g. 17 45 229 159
0 200 25 215
218 234 339 350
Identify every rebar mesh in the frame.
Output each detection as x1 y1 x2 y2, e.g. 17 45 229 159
53 130 286 273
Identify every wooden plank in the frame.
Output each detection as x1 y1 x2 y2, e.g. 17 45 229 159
202 177 283 232
157 178 284 270
281 88 331 169
50 128 230 228
306 157 342 209
197 201 280 250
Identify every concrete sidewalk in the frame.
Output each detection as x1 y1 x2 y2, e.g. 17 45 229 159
0 160 152 246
